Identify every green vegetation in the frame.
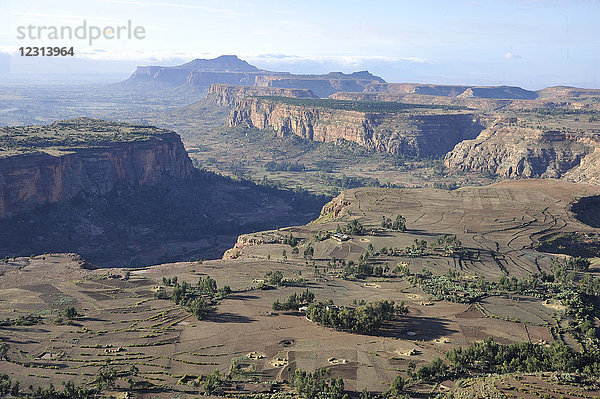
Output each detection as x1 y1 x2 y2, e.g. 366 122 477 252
0 118 172 158
409 337 600 383
156 275 231 320
290 368 346 399
0 314 43 326
272 289 315 311
265 160 306 172
254 96 466 113
306 300 407 334
0 373 96 398
337 219 366 235
381 215 406 232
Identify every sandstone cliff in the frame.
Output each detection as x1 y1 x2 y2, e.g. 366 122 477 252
228 97 484 156
207 84 318 107
444 120 596 179
255 71 386 98
0 118 193 217
362 83 538 100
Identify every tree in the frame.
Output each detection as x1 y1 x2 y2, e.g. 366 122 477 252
203 369 224 395
94 363 118 390
0 343 9 361
188 297 210 320
304 243 315 260
392 215 406 232
64 307 79 320
282 249 288 262
265 270 284 286
386 375 405 397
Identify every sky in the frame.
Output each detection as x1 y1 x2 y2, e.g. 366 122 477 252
0 0 599 88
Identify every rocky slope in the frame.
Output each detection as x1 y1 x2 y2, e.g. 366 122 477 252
444 120 597 179
228 97 484 156
0 118 193 217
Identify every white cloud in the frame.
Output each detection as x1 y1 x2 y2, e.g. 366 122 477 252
504 52 523 59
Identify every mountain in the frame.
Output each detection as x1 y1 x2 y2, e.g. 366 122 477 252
120 55 386 97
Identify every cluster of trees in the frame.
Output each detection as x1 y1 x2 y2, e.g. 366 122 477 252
306 300 406 334
406 337 600 384
337 220 366 236
404 239 428 257
272 289 315 311
290 368 345 399
264 161 306 172
381 215 406 232
156 276 231 320
0 314 42 327
342 251 390 279
260 270 306 289
283 233 299 247
0 374 97 398
430 234 463 253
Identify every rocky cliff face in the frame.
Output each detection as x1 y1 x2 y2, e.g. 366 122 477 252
362 83 538 100
229 97 484 156
255 71 386 98
0 119 193 217
207 84 318 107
444 120 596 179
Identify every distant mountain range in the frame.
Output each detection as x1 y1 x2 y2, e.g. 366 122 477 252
121 55 386 97
120 55 562 100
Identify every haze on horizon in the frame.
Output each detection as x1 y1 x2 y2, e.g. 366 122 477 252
0 0 598 89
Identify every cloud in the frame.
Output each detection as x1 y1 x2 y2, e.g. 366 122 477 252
247 54 430 66
504 52 523 59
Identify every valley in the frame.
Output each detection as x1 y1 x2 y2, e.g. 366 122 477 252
1 54 600 398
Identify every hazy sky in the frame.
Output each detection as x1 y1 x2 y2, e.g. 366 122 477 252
1 0 598 88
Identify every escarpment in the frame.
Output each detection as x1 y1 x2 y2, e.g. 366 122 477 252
0 118 193 217
228 97 485 156
444 121 598 179
207 84 318 107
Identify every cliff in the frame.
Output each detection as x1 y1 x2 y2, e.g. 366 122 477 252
444 120 596 179
255 71 386 98
0 118 193 217
362 83 538 100
228 97 484 156
122 56 384 97
207 84 318 107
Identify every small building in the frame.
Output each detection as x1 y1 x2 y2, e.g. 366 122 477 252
332 233 350 242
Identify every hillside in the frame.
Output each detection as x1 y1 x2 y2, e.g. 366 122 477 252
0 118 193 217
0 118 328 266
2 180 600 397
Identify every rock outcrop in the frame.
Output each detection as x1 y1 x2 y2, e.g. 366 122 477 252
254 71 386 98
229 97 484 156
362 83 538 100
0 118 193 217
207 84 318 107
444 120 596 179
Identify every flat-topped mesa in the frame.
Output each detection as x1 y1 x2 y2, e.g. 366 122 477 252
229 96 485 157
254 71 386 98
207 84 318 107
0 118 193 218
361 83 539 100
